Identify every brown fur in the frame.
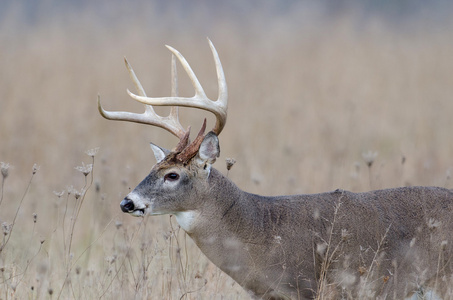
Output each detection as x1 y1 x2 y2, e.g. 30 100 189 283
124 134 453 299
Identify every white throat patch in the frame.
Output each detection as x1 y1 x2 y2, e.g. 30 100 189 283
175 211 199 233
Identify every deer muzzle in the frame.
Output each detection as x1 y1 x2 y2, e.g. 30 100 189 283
120 196 145 216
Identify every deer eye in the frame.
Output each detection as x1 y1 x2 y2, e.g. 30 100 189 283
164 172 180 182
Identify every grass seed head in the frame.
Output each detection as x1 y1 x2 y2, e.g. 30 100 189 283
2 222 10 236
75 162 92 177
85 147 100 157
226 158 236 171
115 221 122 229
362 151 378 168
1 162 10 179
53 190 65 198
32 164 40 174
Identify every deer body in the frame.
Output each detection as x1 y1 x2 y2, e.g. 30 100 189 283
125 137 453 299
99 41 453 299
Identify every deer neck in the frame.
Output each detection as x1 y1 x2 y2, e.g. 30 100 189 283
176 167 268 248
174 168 243 232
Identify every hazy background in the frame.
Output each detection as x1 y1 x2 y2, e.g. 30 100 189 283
1 0 453 298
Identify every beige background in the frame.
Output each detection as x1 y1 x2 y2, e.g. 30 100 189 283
1 1 452 298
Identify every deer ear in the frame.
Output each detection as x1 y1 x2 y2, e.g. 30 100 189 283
198 132 220 165
150 143 170 163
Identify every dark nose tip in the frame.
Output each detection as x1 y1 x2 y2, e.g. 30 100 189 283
120 198 135 213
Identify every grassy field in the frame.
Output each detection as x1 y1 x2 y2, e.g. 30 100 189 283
1 1 453 299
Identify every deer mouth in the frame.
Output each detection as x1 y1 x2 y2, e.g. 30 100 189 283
130 208 145 217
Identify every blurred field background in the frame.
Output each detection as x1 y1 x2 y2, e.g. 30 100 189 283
1 0 453 298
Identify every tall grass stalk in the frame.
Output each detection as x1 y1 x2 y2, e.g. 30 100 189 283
0 164 38 254
98 218 145 299
316 198 344 299
0 162 9 207
58 154 96 299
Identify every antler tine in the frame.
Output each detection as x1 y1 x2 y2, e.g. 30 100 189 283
124 57 147 97
97 56 187 139
127 38 228 135
169 54 180 126
207 38 228 131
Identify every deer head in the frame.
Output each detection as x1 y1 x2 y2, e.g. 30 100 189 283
98 39 227 218
121 129 220 220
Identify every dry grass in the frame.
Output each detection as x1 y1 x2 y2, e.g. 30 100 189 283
1 1 453 299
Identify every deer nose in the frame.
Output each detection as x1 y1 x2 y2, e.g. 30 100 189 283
120 197 135 213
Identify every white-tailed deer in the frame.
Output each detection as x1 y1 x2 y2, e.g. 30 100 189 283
98 40 453 299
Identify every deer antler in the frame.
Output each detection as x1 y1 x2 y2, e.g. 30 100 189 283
98 38 228 139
